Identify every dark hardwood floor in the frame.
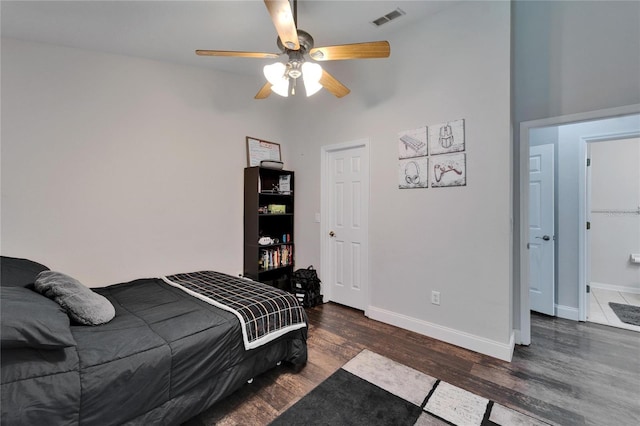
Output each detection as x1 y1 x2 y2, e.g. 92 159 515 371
185 302 640 426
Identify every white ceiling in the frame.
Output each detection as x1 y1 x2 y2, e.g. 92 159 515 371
1 1 456 76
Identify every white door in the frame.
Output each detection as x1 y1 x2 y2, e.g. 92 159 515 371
529 144 555 315
323 142 369 310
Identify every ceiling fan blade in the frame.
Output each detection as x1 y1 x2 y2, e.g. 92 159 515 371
196 50 280 59
264 0 300 50
255 82 272 99
310 41 390 61
319 70 350 98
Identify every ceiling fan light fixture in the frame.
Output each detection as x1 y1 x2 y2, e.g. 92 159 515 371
302 62 323 96
271 79 289 97
264 62 289 97
263 62 287 85
304 80 322 97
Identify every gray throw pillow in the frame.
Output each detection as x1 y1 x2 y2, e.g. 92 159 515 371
34 271 115 326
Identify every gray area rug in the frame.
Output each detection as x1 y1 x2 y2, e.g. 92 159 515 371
609 302 640 326
270 349 550 426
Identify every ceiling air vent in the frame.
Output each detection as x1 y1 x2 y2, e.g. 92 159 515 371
371 8 406 27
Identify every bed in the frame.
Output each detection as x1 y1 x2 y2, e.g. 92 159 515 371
0 256 308 425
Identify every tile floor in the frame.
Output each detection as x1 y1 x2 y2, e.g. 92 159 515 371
588 287 640 332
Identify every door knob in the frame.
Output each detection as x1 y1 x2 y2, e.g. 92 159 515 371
329 231 335 237
536 235 551 241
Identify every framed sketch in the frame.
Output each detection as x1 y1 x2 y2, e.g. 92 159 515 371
428 119 465 155
246 137 281 167
431 153 466 187
399 157 429 189
398 126 428 159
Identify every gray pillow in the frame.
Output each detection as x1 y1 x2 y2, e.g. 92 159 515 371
34 271 115 326
1 286 77 349
1 256 50 287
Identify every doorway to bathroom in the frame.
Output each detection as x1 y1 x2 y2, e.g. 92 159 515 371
586 136 640 332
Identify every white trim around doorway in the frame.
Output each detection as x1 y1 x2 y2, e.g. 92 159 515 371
578 130 640 322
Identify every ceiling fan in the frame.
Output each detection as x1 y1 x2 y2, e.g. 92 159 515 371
196 0 390 99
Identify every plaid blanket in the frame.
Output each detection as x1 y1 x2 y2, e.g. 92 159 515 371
162 271 307 350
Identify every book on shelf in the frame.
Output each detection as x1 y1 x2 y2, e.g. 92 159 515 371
259 245 293 270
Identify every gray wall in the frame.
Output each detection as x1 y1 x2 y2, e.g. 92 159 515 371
512 0 640 327
1 38 289 286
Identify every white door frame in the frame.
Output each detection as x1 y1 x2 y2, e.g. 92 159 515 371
320 138 371 315
579 130 640 321
584 142 593 322
518 104 640 345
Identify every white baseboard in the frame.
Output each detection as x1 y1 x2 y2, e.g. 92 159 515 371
555 304 580 321
590 282 640 295
366 306 515 362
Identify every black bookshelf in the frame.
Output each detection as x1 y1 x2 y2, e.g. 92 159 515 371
243 167 294 291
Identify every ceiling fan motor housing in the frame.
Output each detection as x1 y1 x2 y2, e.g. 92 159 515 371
277 29 314 54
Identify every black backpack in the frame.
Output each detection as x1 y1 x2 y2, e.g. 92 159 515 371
291 266 323 308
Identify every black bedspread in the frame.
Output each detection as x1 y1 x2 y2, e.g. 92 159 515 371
1 278 307 425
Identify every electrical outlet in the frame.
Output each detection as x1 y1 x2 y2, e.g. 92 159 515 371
431 291 441 305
